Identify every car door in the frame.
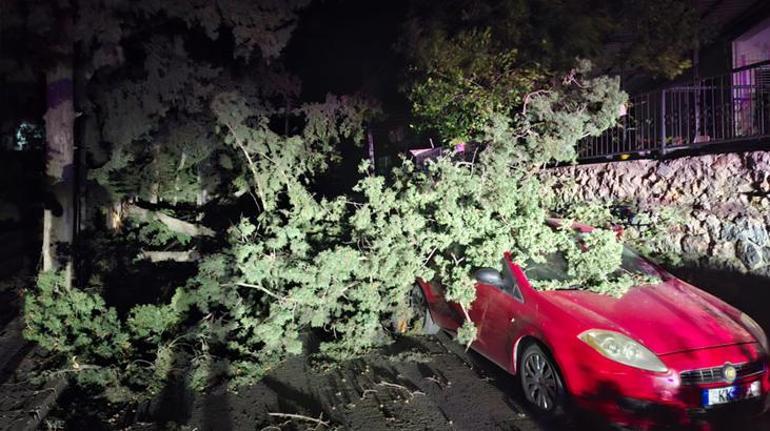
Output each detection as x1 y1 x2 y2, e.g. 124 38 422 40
434 271 500 346
469 259 531 368
419 279 464 331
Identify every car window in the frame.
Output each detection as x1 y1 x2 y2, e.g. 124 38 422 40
501 259 525 302
523 246 659 283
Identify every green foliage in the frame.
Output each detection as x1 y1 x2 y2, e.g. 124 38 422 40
550 184 688 266
527 229 658 298
475 61 627 169
407 27 539 141
210 91 375 210
401 0 699 142
163 63 634 380
126 304 179 344
24 272 129 361
405 21 628 156
621 0 699 79
565 230 624 281
19 0 682 407
456 321 478 348
20 0 383 404
622 207 688 266
88 37 222 204
25 58 638 401
135 218 193 247
134 0 311 60
24 271 186 401
74 0 310 61
78 0 317 211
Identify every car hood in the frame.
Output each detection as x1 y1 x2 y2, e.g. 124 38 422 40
543 278 756 355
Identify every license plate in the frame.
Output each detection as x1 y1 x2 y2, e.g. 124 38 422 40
702 381 762 406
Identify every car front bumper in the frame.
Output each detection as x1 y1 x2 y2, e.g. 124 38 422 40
562 343 770 427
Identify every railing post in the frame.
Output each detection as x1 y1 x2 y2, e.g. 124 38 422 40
659 89 667 155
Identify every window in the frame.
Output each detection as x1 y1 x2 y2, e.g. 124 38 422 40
523 246 660 285
501 259 524 302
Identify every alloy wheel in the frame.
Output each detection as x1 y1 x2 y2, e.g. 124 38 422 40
521 348 560 411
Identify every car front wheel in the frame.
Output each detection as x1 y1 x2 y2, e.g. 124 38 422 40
519 343 565 414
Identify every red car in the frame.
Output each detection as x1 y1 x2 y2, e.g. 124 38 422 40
413 227 770 428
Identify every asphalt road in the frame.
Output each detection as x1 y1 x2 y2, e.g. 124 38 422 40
173 332 553 431
154 331 769 431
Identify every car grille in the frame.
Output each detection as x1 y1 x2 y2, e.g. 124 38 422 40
680 361 766 385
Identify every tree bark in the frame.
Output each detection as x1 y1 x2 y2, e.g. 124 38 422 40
42 16 75 288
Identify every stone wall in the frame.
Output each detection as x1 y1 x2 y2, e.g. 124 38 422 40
545 151 770 276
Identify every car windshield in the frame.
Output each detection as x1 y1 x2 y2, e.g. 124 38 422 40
524 246 660 283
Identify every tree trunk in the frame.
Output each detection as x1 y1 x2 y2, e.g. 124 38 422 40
42 13 75 288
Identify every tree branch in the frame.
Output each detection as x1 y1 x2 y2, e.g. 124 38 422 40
521 89 551 115
222 121 266 209
137 250 200 263
234 282 289 301
124 203 215 237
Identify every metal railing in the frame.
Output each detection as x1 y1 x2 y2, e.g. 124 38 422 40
579 60 770 160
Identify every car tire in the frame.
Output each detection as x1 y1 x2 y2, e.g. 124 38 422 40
519 343 566 417
411 284 440 335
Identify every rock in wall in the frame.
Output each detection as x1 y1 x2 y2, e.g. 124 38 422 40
545 151 770 276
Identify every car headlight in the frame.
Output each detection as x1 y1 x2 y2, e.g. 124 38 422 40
740 312 769 353
579 329 668 373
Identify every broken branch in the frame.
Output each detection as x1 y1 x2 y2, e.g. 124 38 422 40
124 203 215 237
137 250 200 263
234 282 290 302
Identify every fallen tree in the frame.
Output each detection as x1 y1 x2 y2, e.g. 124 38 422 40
19 0 696 405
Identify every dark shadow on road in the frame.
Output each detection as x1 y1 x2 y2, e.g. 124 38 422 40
263 375 323 416
202 359 233 431
147 343 234 430
463 349 594 431
143 348 194 427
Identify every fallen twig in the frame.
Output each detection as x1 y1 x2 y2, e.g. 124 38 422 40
360 389 378 399
267 412 329 428
424 376 449 389
375 381 425 398
260 420 290 431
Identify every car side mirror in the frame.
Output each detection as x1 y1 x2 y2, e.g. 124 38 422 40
474 267 505 287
